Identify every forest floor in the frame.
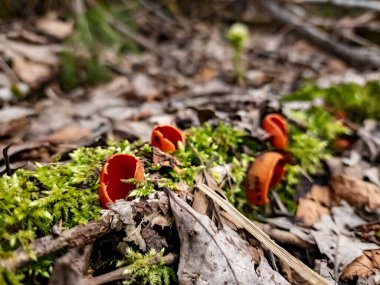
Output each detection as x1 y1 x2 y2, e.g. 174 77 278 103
1 1 380 285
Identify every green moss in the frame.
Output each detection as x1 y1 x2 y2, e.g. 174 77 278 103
0 145 117 282
117 249 177 285
284 81 380 122
0 116 347 282
174 123 260 218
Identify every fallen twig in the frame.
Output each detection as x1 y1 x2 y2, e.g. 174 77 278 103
108 18 161 56
255 222 311 248
0 218 111 272
48 244 93 285
285 0 380 12
85 253 177 285
257 0 380 67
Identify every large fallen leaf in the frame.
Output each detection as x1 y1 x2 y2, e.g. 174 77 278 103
331 175 380 210
341 249 380 280
311 203 379 278
165 188 290 285
197 184 329 285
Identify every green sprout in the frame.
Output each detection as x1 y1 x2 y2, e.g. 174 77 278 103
226 22 249 86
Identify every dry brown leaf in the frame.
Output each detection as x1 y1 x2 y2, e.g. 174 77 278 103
18 30 48 44
341 250 380 280
192 189 209 215
1 39 60 65
0 106 35 137
13 57 52 87
43 126 91 144
296 198 329 227
311 204 379 278
166 188 290 285
306 185 336 208
132 73 160 100
36 14 74 40
194 66 217 83
331 175 380 210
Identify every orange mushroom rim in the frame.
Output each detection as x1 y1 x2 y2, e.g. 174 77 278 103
244 151 287 206
262 113 288 149
98 154 145 209
98 121 290 208
151 125 186 153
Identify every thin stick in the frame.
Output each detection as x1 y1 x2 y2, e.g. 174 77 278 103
85 253 176 285
258 0 380 67
0 219 111 272
285 0 380 12
196 183 329 285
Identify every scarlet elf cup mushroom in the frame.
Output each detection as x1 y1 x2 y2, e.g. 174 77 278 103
262 114 288 149
98 154 145 208
244 114 289 206
244 151 286 206
151 125 186 153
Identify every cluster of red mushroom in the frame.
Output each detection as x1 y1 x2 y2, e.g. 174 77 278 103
244 114 288 206
98 125 185 208
98 114 289 209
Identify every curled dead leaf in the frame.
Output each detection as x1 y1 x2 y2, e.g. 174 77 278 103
296 198 329 227
341 250 380 280
331 175 380 210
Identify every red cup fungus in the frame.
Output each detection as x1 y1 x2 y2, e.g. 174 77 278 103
151 125 186 153
98 154 145 208
244 151 286 206
262 114 288 149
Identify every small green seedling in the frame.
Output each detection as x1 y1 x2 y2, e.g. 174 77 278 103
226 23 249 86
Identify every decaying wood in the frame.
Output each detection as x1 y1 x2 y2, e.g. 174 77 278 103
196 183 330 285
0 218 111 272
48 244 93 285
85 253 177 285
257 0 380 67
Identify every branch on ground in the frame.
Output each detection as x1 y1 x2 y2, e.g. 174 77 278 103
257 0 380 67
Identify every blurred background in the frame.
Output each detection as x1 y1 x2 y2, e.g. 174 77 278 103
1 0 380 168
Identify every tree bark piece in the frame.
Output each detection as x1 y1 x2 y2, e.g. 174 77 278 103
0 218 111 272
48 244 93 285
255 222 311 248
